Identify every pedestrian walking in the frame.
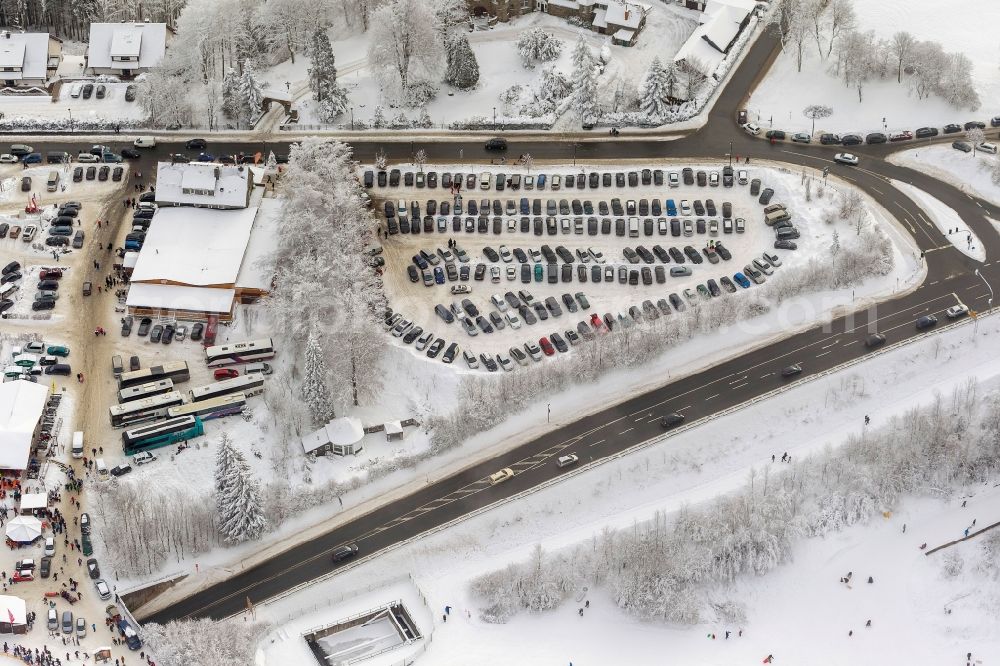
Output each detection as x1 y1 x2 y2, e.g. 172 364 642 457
902 523 906 533
866 619 871 627
864 415 870 425
962 500 967 507
964 528 970 537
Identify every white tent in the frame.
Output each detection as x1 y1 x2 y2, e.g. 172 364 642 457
0 594 27 633
0 380 49 470
18 492 47 514
5 515 42 542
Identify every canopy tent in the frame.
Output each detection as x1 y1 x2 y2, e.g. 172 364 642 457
0 595 27 634
5 515 42 542
0 380 49 470
18 492 47 514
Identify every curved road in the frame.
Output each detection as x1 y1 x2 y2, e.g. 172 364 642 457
57 27 994 623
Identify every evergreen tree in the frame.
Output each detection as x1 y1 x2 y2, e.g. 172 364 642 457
301 330 335 425
445 33 479 90
309 28 350 122
214 435 267 543
238 59 264 126
371 105 387 128
222 68 241 121
639 56 674 119
570 37 598 122
417 107 434 128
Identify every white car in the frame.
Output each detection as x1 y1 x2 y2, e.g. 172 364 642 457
667 171 680 187
496 353 514 372
76 153 100 163
978 142 998 154
737 169 748 184
834 153 859 165
743 122 762 135
680 199 692 215
44 537 55 556
489 468 515 485
499 245 513 262
132 451 157 466
505 311 521 329
588 247 605 263
946 304 969 319
464 350 479 369
491 294 508 311
95 579 112 600
0 154 19 164
450 284 471 295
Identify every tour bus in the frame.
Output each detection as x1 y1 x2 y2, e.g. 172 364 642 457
204 338 275 367
122 415 204 455
117 378 174 403
117 361 190 390
109 392 185 428
166 393 246 421
189 375 264 403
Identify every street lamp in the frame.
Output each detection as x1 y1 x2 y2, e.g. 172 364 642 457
350 107 354 131
975 269 994 310
493 107 496 132
573 143 578 167
728 140 733 167
67 108 73 133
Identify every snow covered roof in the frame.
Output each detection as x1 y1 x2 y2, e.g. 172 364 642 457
593 8 608 29
261 88 292 103
613 29 636 42
605 1 648 30
384 421 403 436
301 417 365 454
129 206 258 287
155 161 252 209
236 197 281 292
87 23 166 70
0 380 48 470
19 492 47 511
548 0 580 9
0 32 51 81
702 0 755 19
701 4 747 51
0 595 26 626
126 283 236 314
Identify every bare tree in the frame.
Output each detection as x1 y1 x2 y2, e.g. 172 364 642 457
368 0 442 99
890 31 916 83
967 127 986 154
414 148 427 173
825 0 856 59
803 104 832 134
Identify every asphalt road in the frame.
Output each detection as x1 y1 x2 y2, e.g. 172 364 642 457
31 26 995 623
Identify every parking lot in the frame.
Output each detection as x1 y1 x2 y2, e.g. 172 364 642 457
369 164 802 371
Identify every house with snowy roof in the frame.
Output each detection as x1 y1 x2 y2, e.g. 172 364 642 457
0 31 61 88
86 22 168 77
672 0 756 93
465 0 649 45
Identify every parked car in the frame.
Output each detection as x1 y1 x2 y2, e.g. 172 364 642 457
952 141 972 153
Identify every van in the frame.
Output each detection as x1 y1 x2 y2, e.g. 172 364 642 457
112 355 123 378
0 284 17 299
62 610 73 634
47 608 58 632
764 209 790 225
133 136 156 148
244 362 273 375
95 459 108 477
76 617 86 638
628 217 639 237
72 431 84 459
775 226 800 240
46 171 59 192
46 151 68 164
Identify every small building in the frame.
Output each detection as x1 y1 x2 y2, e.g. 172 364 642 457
384 421 404 442
0 595 27 634
0 31 61 88
465 0 648 45
86 22 168 77
0 380 49 470
155 162 254 210
672 0 755 90
301 417 365 457
18 492 47 516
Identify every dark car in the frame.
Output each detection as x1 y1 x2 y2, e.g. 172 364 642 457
137 317 152 336
964 121 986 130
915 127 939 138
125 84 136 102
81 83 93 99
121 316 133 336
819 133 841 145
112 166 124 181
943 123 962 134
865 333 886 349
20 176 31 192
186 138 207 150
840 134 864 146
121 148 140 159
190 322 204 341
485 137 508 151
149 325 163 343
758 188 774 205
781 364 802 378
765 130 786 140
72 166 83 182
86 558 100 580
660 413 685 429
333 543 359 562
865 132 887 144
916 315 938 330
162 324 175 344
110 463 132 477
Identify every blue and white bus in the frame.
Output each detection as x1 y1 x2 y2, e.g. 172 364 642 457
204 338 275 367
189 375 264 403
167 393 246 421
109 392 185 428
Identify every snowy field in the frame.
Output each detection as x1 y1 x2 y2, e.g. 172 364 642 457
279 8 696 128
748 0 1000 135
0 81 143 126
892 181 986 262
253 307 1000 666
890 144 1000 208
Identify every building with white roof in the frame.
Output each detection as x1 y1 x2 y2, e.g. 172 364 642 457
301 417 366 456
465 0 648 45
0 31 61 87
0 380 48 470
673 0 756 89
155 161 254 210
86 22 168 76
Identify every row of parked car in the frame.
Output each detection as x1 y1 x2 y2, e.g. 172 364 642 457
3 339 71 381
368 165 745 192
0 260 69 313
745 117 1000 146
2 143 125 166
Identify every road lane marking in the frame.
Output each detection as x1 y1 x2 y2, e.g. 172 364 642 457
816 350 831 357
618 427 634 435
730 382 749 390
588 438 606 448
706 393 719 400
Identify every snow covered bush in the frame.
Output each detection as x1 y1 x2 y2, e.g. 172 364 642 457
142 617 270 666
516 28 563 69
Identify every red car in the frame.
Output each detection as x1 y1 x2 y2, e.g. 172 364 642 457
539 336 555 356
214 368 239 380
12 570 33 583
39 268 63 280
590 313 606 332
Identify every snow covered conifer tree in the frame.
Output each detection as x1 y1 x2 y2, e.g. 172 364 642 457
517 28 563 69
445 33 480 90
570 36 598 122
639 56 673 119
310 29 350 122
417 107 434 128
301 329 335 425
238 59 264 126
222 67 241 121
215 434 267 543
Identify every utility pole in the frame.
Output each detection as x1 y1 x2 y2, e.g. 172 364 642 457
728 140 733 167
493 106 496 132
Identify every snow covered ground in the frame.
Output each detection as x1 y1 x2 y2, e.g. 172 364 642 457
253 306 1000 666
893 181 986 262
0 81 143 126
890 144 1000 208
748 0 1000 135
275 7 696 128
